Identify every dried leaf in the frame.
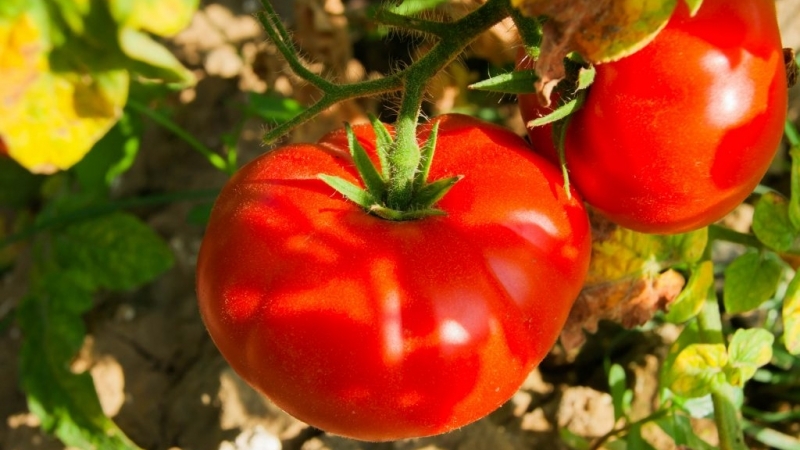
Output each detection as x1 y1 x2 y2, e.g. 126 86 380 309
512 0 676 95
560 213 707 350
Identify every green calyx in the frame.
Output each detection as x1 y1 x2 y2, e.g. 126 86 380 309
318 117 461 221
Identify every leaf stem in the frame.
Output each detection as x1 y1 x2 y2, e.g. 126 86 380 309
785 120 800 148
712 385 748 450
386 0 511 207
371 8 451 37
696 295 748 450
126 100 233 174
708 224 763 250
257 0 510 210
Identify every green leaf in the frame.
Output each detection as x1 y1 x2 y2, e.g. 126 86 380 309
683 0 703 16
414 175 462 209
743 419 800 450
243 92 305 123
726 328 774 387
53 212 174 291
789 145 800 230
319 174 377 209
558 428 591 450
72 109 141 193
723 251 784 314
665 260 714 323
527 94 584 128
667 343 728 398
672 393 715 419
468 70 539 95
627 423 657 450
388 0 451 17
752 192 800 253
782 271 800 354
369 115 393 181
415 121 440 191
346 123 386 201
676 228 709 263
576 66 596 91
186 202 214 225
0 0 28 18
118 28 194 86
0 157 45 207
107 0 199 36
17 270 140 450
656 414 717 450
607 363 629 421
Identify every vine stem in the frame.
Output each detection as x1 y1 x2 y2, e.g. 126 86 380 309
708 224 764 249
258 0 511 208
696 286 748 450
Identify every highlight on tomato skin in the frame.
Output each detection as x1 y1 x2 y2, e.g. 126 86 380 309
195 114 592 441
519 0 788 234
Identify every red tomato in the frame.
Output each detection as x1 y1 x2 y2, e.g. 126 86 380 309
516 50 560 165
196 114 591 441
520 0 787 234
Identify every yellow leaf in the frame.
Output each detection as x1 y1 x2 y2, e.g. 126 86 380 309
784 271 800 355
0 13 128 174
560 213 707 349
108 0 199 37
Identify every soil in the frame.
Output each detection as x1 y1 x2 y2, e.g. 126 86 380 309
2 1 800 449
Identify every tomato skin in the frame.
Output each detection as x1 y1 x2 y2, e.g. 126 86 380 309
516 51 560 165
520 0 787 234
196 114 591 441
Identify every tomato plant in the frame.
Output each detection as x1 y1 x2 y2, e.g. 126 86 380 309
520 0 788 234
196 114 592 441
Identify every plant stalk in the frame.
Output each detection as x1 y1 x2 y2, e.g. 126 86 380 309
385 0 511 207
696 296 747 450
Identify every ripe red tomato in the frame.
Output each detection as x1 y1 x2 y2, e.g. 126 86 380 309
520 0 787 234
196 114 591 441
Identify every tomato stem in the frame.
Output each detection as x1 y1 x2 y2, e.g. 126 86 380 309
695 278 748 450
257 0 509 146
386 0 511 207
257 0 510 212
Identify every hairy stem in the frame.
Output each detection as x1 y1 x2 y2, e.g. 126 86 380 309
257 0 510 209
696 296 747 450
386 0 511 206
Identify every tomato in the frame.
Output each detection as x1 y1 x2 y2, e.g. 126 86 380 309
196 114 591 441
516 51 560 165
519 0 788 234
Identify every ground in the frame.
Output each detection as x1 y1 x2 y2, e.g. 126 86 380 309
2 1 800 449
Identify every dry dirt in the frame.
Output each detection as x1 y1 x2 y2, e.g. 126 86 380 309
2 1 800 449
